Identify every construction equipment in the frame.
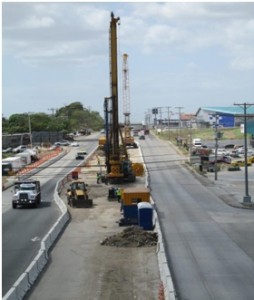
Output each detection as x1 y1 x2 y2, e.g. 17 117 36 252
103 12 136 184
67 180 93 208
122 53 138 148
118 187 151 226
12 179 41 208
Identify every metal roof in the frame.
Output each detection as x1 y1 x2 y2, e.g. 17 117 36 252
201 106 254 115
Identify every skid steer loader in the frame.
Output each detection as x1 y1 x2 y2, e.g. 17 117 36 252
67 180 93 208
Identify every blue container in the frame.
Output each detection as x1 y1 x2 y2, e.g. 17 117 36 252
123 205 138 224
138 202 153 230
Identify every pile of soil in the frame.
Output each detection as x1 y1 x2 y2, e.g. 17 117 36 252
100 226 158 247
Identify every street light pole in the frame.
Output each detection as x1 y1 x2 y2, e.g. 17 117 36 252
28 113 33 148
214 116 219 181
234 102 254 203
175 106 184 146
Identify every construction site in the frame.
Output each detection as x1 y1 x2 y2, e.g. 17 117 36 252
23 12 167 300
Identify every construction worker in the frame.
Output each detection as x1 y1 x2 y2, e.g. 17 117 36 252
96 172 101 184
116 188 122 202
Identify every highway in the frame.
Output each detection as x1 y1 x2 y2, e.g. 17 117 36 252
141 134 254 300
2 134 99 296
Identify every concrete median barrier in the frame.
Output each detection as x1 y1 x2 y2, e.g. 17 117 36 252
2 288 17 300
35 250 48 272
26 260 39 286
13 273 30 300
41 233 52 252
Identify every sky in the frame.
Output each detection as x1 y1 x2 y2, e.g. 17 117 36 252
2 1 254 123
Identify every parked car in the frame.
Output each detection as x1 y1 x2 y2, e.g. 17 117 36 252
224 144 235 149
2 147 13 153
139 135 145 140
12 145 27 153
231 159 252 167
49 144 61 151
70 142 79 147
54 140 70 146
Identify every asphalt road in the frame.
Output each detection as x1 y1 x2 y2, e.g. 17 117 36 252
141 134 254 300
2 134 99 296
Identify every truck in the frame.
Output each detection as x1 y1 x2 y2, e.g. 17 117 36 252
2 157 23 174
15 151 32 166
12 180 41 209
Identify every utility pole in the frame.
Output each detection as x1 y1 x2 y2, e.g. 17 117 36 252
28 112 33 148
175 106 184 145
214 114 219 181
48 108 56 116
167 106 172 127
234 102 254 203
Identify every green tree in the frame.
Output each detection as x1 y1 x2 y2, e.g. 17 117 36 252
3 101 104 134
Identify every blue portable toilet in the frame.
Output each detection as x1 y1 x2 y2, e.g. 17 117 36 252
138 202 154 230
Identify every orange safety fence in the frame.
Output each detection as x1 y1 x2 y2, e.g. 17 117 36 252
158 281 165 300
16 149 62 176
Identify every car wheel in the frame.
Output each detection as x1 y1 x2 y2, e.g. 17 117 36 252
12 203 17 209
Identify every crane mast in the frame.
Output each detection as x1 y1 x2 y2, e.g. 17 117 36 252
122 53 131 127
110 12 120 158
103 12 136 183
122 53 137 148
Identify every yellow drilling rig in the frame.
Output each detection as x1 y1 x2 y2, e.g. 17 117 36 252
103 12 143 183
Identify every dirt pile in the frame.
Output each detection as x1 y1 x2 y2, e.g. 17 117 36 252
100 226 158 247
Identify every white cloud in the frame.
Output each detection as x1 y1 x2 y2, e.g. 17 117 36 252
22 16 55 29
75 6 109 31
2 2 254 119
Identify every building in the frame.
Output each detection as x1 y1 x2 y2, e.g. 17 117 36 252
195 106 254 129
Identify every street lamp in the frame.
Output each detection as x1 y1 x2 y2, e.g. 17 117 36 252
28 113 33 148
234 102 254 203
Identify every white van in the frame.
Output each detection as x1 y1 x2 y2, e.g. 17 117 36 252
192 138 202 148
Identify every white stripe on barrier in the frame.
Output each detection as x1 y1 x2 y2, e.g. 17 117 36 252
13 273 30 300
48 224 59 245
26 260 39 286
36 250 48 272
2 288 17 300
41 233 52 252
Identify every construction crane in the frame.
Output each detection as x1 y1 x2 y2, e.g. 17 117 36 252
122 53 138 148
104 12 136 183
